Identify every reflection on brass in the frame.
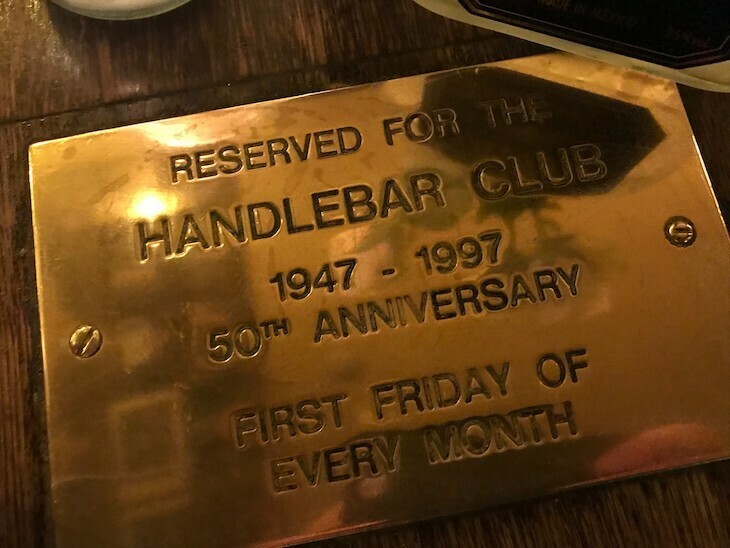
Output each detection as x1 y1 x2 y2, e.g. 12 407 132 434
30 53 730 547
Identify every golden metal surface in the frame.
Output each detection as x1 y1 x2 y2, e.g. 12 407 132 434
31 53 730 547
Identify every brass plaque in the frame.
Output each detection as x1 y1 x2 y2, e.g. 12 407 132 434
31 54 730 547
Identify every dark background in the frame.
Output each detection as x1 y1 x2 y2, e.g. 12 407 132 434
0 1 728 546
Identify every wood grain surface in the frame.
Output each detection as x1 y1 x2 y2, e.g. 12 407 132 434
0 1 728 547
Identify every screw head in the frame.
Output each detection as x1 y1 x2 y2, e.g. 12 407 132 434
69 325 103 358
664 216 696 248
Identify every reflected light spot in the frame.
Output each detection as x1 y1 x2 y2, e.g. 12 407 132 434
129 192 176 220
142 119 239 149
143 122 202 149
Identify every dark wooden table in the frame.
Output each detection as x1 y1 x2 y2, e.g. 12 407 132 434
1 1 728 546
